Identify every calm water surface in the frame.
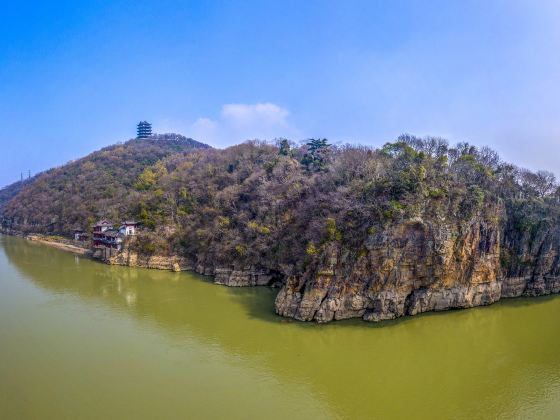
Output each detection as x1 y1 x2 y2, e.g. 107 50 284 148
1 235 560 419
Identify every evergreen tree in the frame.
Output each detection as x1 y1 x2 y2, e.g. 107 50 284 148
278 138 291 156
302 138 330 170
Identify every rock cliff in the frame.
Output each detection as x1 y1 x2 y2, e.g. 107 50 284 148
96 246 193 272
274 205 560 322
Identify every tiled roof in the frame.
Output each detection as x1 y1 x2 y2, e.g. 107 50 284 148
103 230 122 238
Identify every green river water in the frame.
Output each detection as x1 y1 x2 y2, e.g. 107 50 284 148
1 234 560 419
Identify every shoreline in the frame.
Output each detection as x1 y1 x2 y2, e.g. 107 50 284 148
4 230 560 325
25 235 92 256
0 230 191 271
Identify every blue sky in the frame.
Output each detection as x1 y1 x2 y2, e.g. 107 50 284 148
1 0 560 187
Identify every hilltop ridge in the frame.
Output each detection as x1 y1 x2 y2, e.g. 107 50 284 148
0 135 210 234
0 176 37 213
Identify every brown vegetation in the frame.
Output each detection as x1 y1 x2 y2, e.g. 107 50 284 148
1 135 209 234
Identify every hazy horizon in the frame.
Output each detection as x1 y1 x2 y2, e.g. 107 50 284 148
2 0 560 186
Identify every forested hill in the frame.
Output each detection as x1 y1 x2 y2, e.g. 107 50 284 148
0 176 38 213
0 135 210 234
125 137 560 271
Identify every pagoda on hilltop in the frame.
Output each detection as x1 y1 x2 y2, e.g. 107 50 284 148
137 121 152 138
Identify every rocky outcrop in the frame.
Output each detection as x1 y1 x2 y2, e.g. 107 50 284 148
83 237 282 284
275 209 560 323
103 248 193 271
501 275 560 297
197 266 276 287
501 218 560 297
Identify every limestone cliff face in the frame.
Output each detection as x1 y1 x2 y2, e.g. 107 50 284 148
274 208 560 323
501 221 560 298
275 215 502 322
194 265 277 286
95 245 192 272
101 242 278 285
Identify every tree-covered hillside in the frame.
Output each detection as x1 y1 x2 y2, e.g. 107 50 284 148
124 136 560 276
0 176 37 213
1 135 210 234
3 133 559 282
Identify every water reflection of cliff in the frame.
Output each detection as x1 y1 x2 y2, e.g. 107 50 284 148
3 235 560 420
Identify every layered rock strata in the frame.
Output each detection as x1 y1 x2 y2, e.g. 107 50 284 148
275 214 560 322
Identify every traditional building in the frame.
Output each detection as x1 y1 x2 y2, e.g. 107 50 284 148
92 220 114 248
102 230 123 250
137 121 152 138
73 228 88 242
92 220 140 251
119 221 139 236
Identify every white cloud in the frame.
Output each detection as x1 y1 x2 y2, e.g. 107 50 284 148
157 103 300 147
221 103 290 127
190 117 219 143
